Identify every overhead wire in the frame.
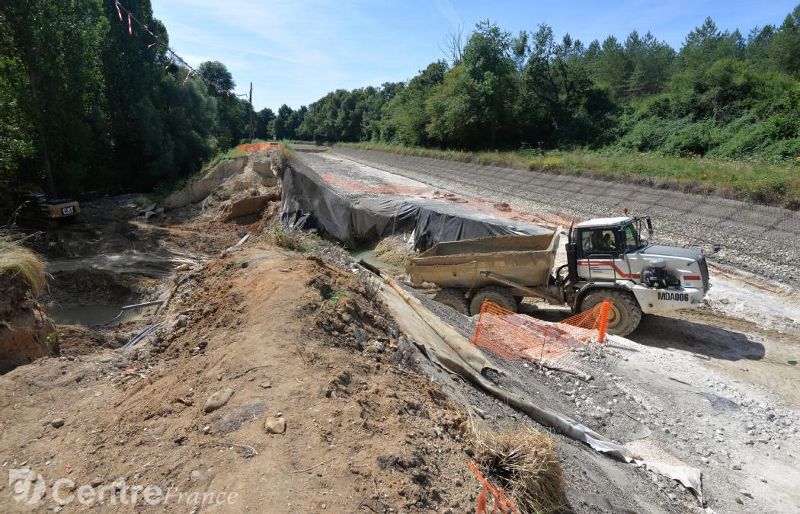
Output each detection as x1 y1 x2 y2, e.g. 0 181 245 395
110 0 248 98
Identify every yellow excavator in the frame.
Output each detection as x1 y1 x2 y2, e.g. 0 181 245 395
1 182 80 227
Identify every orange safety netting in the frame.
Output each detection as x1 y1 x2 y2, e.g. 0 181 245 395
469 461 519 514
234 142 285 154
470 299 611 364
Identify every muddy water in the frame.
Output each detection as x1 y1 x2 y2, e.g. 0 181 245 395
46 304 142 326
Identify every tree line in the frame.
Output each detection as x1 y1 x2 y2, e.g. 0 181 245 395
2 3 798 199
0 0 280 198
294 6 800 164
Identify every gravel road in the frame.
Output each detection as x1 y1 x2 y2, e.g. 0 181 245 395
390 271 800 513
297 146 800 512
331 147 800 286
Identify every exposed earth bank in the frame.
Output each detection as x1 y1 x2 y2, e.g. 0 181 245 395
1 148 798 513
0 269 56 373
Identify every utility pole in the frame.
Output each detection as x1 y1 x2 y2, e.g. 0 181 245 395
249 82 255 142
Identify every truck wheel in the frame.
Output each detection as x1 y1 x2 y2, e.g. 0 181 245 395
433 289 469 315
580 290 642 337
469 286 517 316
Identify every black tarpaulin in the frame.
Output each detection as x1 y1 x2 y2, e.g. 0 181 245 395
411 199 550 250
281 158 549 249
281 159 418 247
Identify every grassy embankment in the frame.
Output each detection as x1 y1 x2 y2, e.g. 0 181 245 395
341 142 800 209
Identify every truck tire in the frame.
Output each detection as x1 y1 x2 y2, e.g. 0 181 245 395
433 289 469 315
469 286 517 316
580 290 642 337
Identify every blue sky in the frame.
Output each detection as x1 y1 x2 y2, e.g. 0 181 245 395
149 0 798 111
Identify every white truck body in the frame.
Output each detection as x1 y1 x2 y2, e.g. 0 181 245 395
572 217 709 317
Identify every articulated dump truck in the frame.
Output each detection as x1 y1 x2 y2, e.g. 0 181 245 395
408 216 709 336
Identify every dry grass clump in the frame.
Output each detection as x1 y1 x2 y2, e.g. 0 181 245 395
471 426 564 514
374 235 413 268
0 231 46 296
264 224 321 253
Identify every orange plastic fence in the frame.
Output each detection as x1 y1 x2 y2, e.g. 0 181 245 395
468 461 519 514
560 299 612 343
234 142 284 154
470 299 611 364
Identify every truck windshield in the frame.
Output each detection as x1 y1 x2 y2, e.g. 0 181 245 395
623 224 643 250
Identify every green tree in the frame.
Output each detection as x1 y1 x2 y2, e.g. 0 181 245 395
256 108 275 140
770 6 800 77
678 17 744 71
0 0 109 195
273 104 306 140
624 31 675 97
516 25 614 146
383 63 445 145
198 61 249 149
101 0 176 191
426 21 516 148
0 28 35 182
156 68 218 181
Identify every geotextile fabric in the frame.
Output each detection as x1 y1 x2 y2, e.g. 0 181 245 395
280 158 548 249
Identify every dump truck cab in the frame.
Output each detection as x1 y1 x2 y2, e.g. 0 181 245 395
565 216 709 334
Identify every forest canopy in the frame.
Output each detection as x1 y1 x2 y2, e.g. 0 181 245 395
297 7 800 165
0 0 274 197
1 2 799 199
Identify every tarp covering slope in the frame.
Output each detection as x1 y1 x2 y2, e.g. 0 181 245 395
280 158 550 249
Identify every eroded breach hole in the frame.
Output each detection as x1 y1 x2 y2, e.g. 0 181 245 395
43 268 161 326
35 268 165 358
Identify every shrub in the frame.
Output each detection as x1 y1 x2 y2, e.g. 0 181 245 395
662 119 719 156
264 225 320 253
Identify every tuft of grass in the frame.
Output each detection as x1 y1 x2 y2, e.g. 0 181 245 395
264 224 321 253
283 143 297 160
0 231 46 296
341 142 800 209
373 235 413 268
318 289 351 312
471 425 564 514
200 147 249 175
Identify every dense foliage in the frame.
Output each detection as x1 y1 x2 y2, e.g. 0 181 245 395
0 0 258 197
2 3 799 202
299 8 800 166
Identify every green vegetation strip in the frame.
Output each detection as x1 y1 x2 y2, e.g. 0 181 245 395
341 143 800 209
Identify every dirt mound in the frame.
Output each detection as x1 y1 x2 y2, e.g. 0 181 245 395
0 269 57 373
0 248 483 512
161 152 281 212
374 235 414 268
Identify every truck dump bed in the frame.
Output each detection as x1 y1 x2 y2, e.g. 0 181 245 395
408 232 559 289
